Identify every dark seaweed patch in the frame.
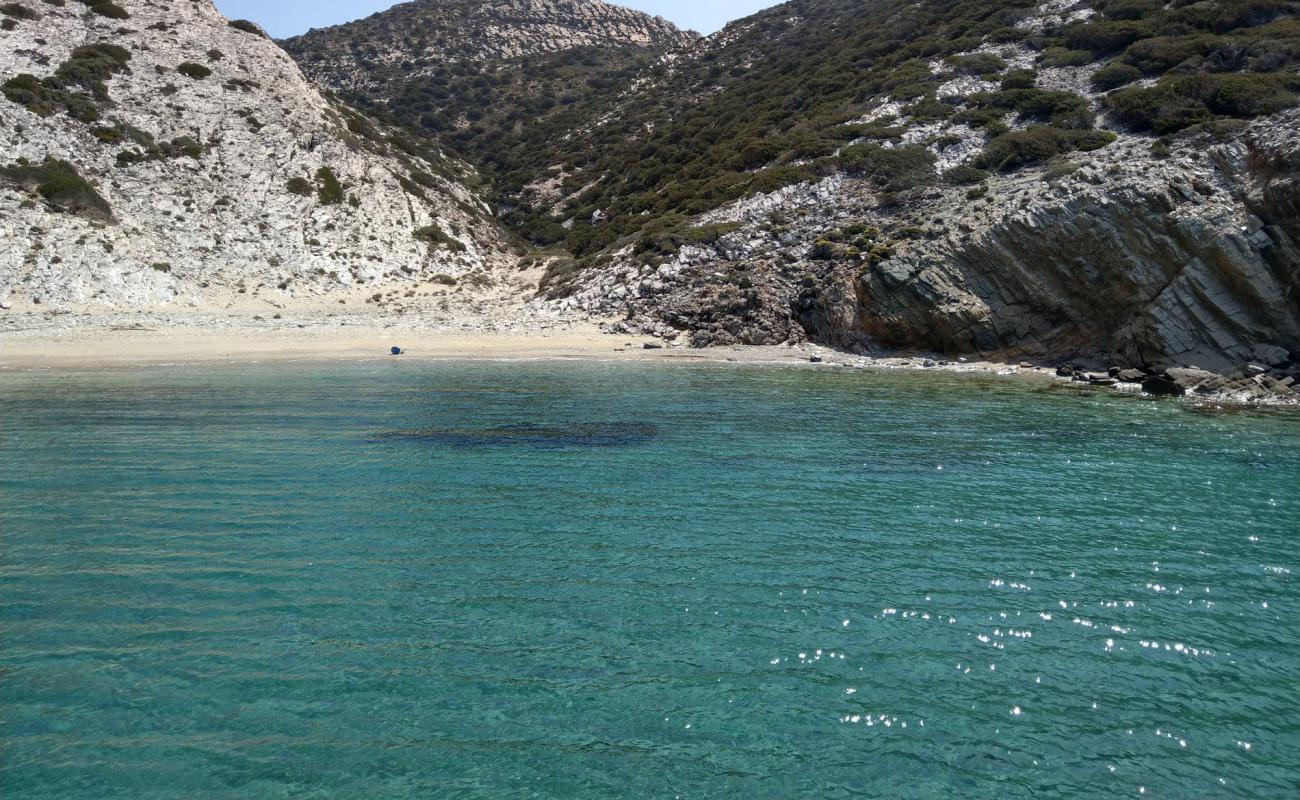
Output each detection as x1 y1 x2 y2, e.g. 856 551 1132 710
372 422 658 449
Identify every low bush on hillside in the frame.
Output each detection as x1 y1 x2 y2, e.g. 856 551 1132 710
76 0 129 19
176 62 212 80
1106 72 1298 133
414 223 468 252
945 52 1007 75
1000 69 1037 90
286 176 313 196
228 19 269 37
974 88 1096 130
1091 62 1142 90
109 124 207 165
1 157 112 219
837 143 936 190
1 3 39 20
58 43 132 97
2 42 131 122
976 126 1117 171
315 166 344 205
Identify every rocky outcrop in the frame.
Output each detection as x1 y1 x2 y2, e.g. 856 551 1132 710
855 113 1300 374
0 0 511 309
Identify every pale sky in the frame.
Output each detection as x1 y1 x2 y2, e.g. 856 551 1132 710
212 1 778 38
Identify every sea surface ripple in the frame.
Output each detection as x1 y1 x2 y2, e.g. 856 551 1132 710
1 362 1298 798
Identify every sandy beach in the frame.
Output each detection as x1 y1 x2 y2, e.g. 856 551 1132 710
0 305 1060 378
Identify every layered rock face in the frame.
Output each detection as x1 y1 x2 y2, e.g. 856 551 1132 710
283 0 696 93
0 0 510 309
855 114 1300 372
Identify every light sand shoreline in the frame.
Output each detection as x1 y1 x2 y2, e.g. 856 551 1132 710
7 316 1300 410
0 312 1046 377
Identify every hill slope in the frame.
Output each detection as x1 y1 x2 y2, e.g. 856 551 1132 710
0 0 512 310
283 0 696 202
524 0 1300 373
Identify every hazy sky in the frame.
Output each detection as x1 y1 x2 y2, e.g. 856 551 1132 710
212 1 778 38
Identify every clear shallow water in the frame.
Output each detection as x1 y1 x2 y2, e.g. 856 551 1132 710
1 361 1298 799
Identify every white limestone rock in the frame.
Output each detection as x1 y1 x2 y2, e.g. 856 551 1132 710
0 0 513 309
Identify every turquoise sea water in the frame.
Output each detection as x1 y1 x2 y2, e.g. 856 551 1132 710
2 361 1298 799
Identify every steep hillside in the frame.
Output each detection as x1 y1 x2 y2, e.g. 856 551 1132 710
283 0 694 86
283 0 697 215
0 0 512 310
531 0 1300 372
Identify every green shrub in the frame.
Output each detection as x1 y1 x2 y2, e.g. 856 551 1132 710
1120 34 1222 75
76 0 128 19
1091 62 1142 90
3 43 129 123
396 174 425 198
1107 73 1298 133
414 223 467 252
943 164 989 185
945 53 1007 76
1098 0 1164 20
228 19 268 37
1062 20 1153 54
286 177 312 196
315 166 344 205
1 4 39 20
731 137 786 169
1000 69 1037 90
682 222 741 244
2 74 60 117
903 95 955 121
1043 156 1081 181
55 43 131 98
744 165 819 195
1038 47 1095 67
1072 129 1118 152
1 157 111 219
809 239 837 260
176 62 212 80
976 126 1117 171
985 88 1096 129
837 143 935 190
1211 0 1289 33
160 136 203 159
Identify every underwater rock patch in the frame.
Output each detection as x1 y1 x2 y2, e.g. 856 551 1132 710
372 422 659 448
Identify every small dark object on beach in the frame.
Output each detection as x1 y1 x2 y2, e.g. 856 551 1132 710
391 346 403 355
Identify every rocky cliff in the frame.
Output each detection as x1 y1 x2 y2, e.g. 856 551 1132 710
0 0 512 310
855 115 1300 374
